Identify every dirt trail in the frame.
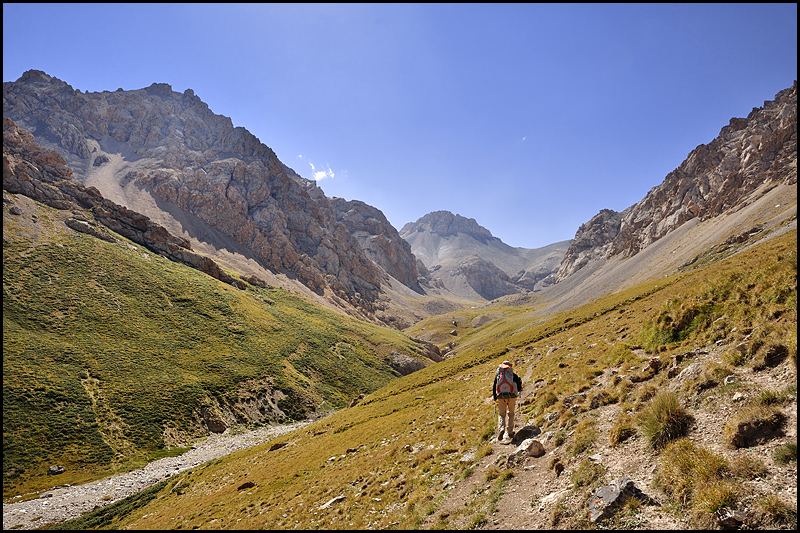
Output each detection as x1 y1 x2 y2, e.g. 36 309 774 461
423 349 797 530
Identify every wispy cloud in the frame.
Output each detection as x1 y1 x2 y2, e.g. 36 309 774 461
309 162 335 182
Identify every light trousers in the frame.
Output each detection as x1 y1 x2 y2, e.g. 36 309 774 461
497 397 517 439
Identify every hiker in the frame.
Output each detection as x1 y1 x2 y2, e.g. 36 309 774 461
492 360 522 441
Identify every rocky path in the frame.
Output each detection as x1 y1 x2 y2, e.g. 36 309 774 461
2 421 311 530
422 348 797 530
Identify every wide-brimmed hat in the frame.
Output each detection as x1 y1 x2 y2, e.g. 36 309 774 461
502 360 512 367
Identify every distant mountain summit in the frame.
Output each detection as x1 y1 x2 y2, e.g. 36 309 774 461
401 211 570 301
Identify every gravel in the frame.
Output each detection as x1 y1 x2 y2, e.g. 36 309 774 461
2 421 310 530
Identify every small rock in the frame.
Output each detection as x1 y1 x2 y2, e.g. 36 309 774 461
318 495 345 510
717 509 746 528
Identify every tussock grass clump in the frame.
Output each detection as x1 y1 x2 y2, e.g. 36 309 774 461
754 494 798 529
609 414 636 447
756 387 795 406
728 454 768 479
567 418 597 457
773 440 797 464
654 438 732 527
570 457 606 489
484 466 513 482
635 391 693 449
692 481 739 527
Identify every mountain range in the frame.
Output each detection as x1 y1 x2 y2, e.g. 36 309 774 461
4 71 796 329
2 71 797 527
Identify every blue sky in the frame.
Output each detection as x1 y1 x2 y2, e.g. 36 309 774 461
3 4 797 248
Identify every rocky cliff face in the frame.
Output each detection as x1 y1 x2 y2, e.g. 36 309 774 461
2 70 416 316
555 82 797 282
3 117 251 289
329 197 422 293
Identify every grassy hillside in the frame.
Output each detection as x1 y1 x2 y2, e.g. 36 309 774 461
52 229 795 530
2 197 424 499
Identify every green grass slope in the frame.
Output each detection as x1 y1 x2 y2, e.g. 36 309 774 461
3 196 424 499
57 229 795 530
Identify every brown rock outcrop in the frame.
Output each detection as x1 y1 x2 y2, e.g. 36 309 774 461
450 255 521 301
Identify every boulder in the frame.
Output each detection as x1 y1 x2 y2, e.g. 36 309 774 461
510 424 541 444
507 438 546 466
47 465 65 475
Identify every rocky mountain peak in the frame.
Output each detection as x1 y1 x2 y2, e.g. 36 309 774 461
555 81 797 282
401 210 495 243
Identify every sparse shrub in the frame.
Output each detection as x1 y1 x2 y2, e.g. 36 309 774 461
757 389 783 405
468 512 487 529
552 429 567 448
634 383 658 405
723 345 750 367
694 362 734 392
457 465 475 480
484 466 512 482
589 389 616 408
773 441 797 464
753 342 790 370
550 496 571 527
549 456 564 477
540 390 558 408
636 391 693 449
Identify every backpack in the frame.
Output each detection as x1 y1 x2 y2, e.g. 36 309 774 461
495 364 518 398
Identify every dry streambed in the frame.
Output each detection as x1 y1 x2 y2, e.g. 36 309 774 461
2 421 310 530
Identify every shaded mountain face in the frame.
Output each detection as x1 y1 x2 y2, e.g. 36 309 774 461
555 81 798 282
400 210 570 301
2 70 417 318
